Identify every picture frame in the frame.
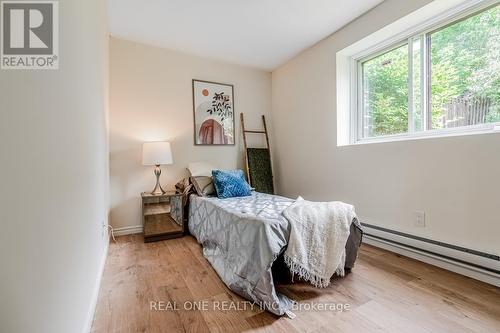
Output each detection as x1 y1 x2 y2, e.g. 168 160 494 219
192 79 235 145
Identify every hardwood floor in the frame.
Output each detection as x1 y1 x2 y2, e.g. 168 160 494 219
91 235 500 333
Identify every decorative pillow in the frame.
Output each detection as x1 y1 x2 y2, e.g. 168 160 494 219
190 176 215 197
188 162 216 177
174 177 194 207
212 169 252 199
175 177 192 195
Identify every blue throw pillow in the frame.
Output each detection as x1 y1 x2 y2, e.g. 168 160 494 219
212 169 252 199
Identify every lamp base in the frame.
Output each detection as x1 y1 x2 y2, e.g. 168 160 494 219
150 165 166 195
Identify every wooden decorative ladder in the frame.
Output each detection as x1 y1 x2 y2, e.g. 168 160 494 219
240 113 274 194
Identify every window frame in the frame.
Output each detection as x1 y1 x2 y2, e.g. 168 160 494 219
349 0 500 145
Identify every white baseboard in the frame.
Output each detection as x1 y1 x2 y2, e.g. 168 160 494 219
363 235 500 287
112 225 143 236
82 240 109 333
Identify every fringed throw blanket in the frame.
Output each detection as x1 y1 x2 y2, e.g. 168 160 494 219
282 197 356 288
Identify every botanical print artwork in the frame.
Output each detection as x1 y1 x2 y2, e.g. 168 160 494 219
192 80 235 145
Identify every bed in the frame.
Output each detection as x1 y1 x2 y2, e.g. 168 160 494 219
188 191 363 316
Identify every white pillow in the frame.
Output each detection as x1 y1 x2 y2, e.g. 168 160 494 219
187 162 216 177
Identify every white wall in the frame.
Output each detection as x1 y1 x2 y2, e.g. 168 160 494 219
0 0 109 332
109 37 271 230
271 0 500 255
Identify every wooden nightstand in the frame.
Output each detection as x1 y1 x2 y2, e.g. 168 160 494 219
141 191 184 242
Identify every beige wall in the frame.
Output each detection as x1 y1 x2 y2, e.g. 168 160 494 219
0 0 109 332
109 37 271 230
271 0 500 255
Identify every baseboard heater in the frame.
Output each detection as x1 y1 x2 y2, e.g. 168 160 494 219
361 223 500 285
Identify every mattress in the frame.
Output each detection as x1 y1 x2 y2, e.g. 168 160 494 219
188 191 362 316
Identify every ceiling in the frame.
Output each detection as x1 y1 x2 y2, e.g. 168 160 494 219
108 0 383 71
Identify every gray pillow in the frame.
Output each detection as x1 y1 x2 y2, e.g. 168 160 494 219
190 176 215 197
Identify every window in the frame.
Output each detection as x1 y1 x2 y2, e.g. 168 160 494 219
352 2 500 143
361 43 409 138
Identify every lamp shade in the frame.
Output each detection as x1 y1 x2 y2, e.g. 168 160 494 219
142 141 173 165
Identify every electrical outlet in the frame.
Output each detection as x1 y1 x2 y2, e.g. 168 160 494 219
101 220 106 239
414 211 425 227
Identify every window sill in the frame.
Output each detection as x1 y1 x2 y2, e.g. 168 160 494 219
348 123 500 146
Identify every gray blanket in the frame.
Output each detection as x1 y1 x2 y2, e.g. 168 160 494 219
188 192 362 316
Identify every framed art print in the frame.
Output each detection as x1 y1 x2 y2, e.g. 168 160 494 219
192 79 235 145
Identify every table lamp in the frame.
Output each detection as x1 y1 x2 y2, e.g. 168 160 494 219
142 141 173 195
